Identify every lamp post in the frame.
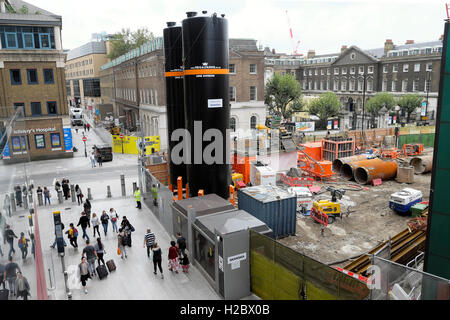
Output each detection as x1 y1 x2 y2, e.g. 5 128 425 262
361 73 367 132
425 70 432 124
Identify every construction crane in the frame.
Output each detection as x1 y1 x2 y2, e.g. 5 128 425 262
285 10 302 56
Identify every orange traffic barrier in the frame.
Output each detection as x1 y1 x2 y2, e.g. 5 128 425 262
229 185 236 207
177 176 183 200
186 183 189 199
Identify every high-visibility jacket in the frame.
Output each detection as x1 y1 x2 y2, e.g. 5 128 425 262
134 189 141 202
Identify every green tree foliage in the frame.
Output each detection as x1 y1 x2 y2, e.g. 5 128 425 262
366 92 396 127
264 73 303 120
397 94 423 123
107 28 155 60
18 5 29 14
307 92 341 128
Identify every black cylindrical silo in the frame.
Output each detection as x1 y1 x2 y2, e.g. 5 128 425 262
182 12 231 199
163 22 187 187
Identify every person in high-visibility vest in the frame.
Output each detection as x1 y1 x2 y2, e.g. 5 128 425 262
134 187 142 209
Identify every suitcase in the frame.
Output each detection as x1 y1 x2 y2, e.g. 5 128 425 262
106 259 116 272
0 289 9 300
96 264 108 280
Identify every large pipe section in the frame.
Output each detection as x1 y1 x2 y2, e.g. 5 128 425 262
354 160 398 185
332 155 369 174
182 11 231 199
410 156 433 174
164 22 187 187
341 158 383 181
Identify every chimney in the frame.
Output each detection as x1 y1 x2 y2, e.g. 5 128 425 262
272 48 276 54
405 40 414 45
384 39 394 54
307 50 315 59
341 45 347 54
440 34 444 41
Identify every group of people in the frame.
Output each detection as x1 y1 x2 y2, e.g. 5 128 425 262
90 151 103 168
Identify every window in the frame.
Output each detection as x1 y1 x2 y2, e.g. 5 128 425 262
47 101 57 115
22 33 34 49
359 66 364 74
382 80 387 91
44 69 54 84
10 69 21 85
314 69 318 76
5 32 17 48
320 69 324 75
150 89 154 104
27 69 38 84
368 66 374 74
50 133 61 148
342 67 347 75
334 68 339 75
34 134 45 149
31 102 42 116
414 63 420 72
230 117 237 132
326 80 330 90
250 64 257 74
229 86 236 101
425 80 431 92
83 79 100 96
403 64 409 72
308 81 312 90
39 33 51 49
392 80 397 92
250 86 257 100
402 80 408 92
367 79 373 92
413 80 419 92
350 67 355 74
350 52 356 60
393 64 398 72
383 65 388 73
250 116 257 129
341 80 347 91
154 90 158 105
229 64 235 74
358 79 364 91
334 80 339 91
309 70 312 76
327 68 330 75
320 81 324 90
426 63 433 71
13 103 25 116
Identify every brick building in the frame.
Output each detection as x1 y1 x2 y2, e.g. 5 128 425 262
0 0 71 162
100 38 267 152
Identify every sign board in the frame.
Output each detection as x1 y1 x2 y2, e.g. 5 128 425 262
327 121 332 130
2 140 10 159
82 136 87 142
334 120 339 129
115 118 120 126
112 135 160 155
421 102 427 116
422 116 428 121
295 122 315 132
63 127 73 152
120 134 124 139
207 99 223 108
227 252 247 264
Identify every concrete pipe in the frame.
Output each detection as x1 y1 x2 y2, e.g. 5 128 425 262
340 158 382 181
410 156 433 174
332 155 369 174
354 160 398 185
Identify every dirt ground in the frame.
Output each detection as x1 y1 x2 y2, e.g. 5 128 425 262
278 160 432 267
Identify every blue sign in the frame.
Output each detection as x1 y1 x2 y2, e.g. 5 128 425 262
422 101 427 107
2 140 10 159
63 127 73 152
96 109 99 115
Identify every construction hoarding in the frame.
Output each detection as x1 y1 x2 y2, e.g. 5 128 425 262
112 135 160 155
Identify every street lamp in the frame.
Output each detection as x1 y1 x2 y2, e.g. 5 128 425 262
359 73 367 132
425 70 432 123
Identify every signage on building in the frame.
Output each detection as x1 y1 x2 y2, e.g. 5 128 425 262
13 127 57 135
327 121 332 130
421 101 427 116
63 127 73 152
295 122 315 132
2 142 10 159
334 120 339 129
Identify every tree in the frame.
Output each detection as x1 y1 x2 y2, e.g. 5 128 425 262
264 73 303 120
366 92 395 128
307 92 341 129
107 28 155 60
397 94 423 123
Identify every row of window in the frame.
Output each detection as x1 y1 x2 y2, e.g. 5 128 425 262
10 133 61 152
386 47 442 57
139 88 159 105
14 101 58 116
229 63 257 74
9 69 54 85
67 58 93 69
229 115 258 132
117 69 137 80
66 69 94 78
138 65 159 78
229 86 257 101
0 26 55 50
381 80 431 92
383 63 432 73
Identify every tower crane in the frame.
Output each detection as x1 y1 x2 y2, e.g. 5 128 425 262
285 10 302 56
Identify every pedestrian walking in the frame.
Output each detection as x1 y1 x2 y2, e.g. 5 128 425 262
15 185 22 207
134 187 142 209
121 216 134 247
100 211 109 236
83 123 87 131
91 213 100 238
151 184 158 207
176 232 187 256
95 238 106 266
168 241 179 274
83 199 92 220
97 151 103 167
77 212 90 241
117 228 127 259
54 180 61 193
15 272 30 300
180 253 190 274
17 233 30 260
4 256 20 297
65 223 78 248
90 152 96 168
50 222 67 249
30 234 35 258
152 242 163 279
36 186 43 202
82 239 97 277
75 185 84 205
87 123 90 132
75 127 78 134
62 179 70 200
143 228 155 258
43 187 51 205
5 225 18 257
78 257 91 294
109 208 119 233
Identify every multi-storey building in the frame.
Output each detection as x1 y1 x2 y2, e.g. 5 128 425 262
100 38 267 152
0 0 70 162
65 33 112 114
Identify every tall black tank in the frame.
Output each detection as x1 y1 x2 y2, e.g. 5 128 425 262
182 11 231 199
163 22 187 187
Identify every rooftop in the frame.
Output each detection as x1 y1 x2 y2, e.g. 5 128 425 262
0 0 61 25
67 41 107 61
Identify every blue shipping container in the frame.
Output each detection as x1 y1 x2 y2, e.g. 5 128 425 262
237 186 297 239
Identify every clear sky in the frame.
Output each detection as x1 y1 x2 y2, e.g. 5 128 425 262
28 0 449 55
